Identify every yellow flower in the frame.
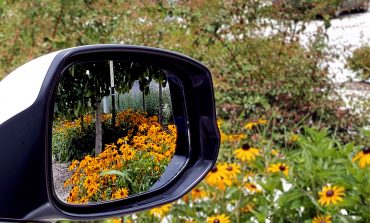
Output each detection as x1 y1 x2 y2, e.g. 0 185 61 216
271 149 279 156
121 147 135 161
257 119 267 124
318 185 345 206
138 123 148 132
86 183 99 198
105 143 117 150
68 160 79 171
268 163 289 176
205 164 231 190
117 136 129 145
352 147 370 168
244 122 258 130
83 175 96 189
244 182 261 193
290 134 299 142
190 187 208 200
241 204 254 213
112 188 129 199
220 163 241 180
312 214 331 223
234 143 260 162
150 204 171 218
112 218 122 223
207 214 230 223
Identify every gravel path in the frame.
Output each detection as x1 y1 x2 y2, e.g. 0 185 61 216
52 161 72 203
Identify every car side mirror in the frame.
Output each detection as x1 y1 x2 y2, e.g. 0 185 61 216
0 45 219 220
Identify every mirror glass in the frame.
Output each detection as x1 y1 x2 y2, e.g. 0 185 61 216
52 60 177 204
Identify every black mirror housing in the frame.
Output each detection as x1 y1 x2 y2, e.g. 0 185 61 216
0 45 219 220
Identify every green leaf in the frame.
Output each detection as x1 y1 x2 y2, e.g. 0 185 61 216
100 170 127 178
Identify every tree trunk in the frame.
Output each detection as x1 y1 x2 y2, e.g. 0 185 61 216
111 91 116 127
80 115 84 130
158 82 163 125
142 91 146 112
109 60 116 127
95 100 102 155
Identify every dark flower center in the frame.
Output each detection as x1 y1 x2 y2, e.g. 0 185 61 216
226 166 233 171
213 219 220 223
242 143 251 150
211 166 218 173
326 190 334 197
250 184 256 188
279 165 286 171
363 147 370 154
195 188 201 193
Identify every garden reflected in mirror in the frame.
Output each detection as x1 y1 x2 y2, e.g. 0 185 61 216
52 60 176 204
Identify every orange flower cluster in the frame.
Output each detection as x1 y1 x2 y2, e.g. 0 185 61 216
64 111 177 204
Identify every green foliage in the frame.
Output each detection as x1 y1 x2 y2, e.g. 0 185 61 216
270 0 343 21
52 114 130 162
101 152 168 194
347 45 370 81
131 120 370 222
52 121 95 162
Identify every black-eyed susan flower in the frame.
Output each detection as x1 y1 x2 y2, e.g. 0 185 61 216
241 204 254 213
207 214 230 223
312 214 331 223
122 148 136 161
244 119 267 130
205 165 232 190
112 187 129 199
68 160 79 171
257 119 267 125
318 185 345 206
244 121 258 130
290 134 299 142
86 183 99 198
191 187 208 200
150 204 171 218
268 163 289 176
352 147 370 168
244 182 262 193
220 162 241 179
234 143 260 162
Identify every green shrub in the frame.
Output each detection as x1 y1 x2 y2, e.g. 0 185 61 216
347 45 370 81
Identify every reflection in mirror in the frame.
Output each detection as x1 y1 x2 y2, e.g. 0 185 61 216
52 60 177 204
